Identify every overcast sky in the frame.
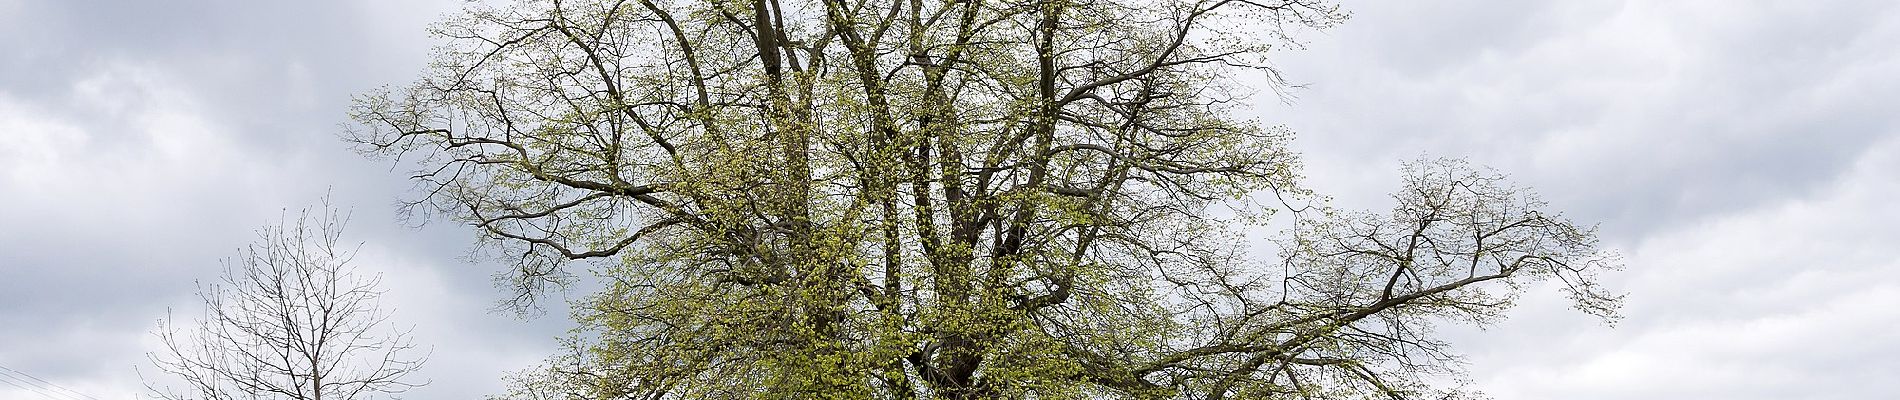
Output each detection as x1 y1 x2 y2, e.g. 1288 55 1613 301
2 1 1896 399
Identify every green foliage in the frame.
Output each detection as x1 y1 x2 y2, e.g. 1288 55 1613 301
349 0 1618 398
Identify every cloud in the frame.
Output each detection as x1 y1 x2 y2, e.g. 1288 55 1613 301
1463 135 1900 399
1266 1 1900 238
2 1 1896 399
0 1 567 398
1253 1 1900 398
0 61 286 400
0 59 570 399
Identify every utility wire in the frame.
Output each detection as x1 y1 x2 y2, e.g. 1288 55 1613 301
0 364 98 400
0 371 79 400
0 369 83 400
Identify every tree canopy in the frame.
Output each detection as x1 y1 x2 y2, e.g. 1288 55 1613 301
348 0 1621 398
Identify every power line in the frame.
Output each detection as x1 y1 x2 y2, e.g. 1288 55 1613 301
0 364 97 400
0 372 80 400
0 368 84 400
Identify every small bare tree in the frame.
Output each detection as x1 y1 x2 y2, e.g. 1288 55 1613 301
147 201 427 400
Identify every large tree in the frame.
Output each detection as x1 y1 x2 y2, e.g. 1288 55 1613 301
349 0 1620 398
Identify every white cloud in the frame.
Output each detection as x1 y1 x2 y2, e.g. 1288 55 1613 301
4 1 1897 399
347 243 568 399
0 63 294 399
1251 1 1900 398
0 97 85 190
0 59 560 399
1269 1 1900 237
0 63 286 222
0 1 567 398
1456 134 1900 399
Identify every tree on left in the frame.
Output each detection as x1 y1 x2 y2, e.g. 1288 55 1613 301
145 200 428 400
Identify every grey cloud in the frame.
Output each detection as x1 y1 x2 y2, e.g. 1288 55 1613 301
1264 0 1900 240
1458 139 1900 399
1 1 569 399
1255 1 1900 398
5 1 1898 399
